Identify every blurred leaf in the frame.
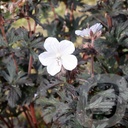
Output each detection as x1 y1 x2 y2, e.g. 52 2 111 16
0 35 7 47
37 75 63 96
120 64 128 75
96 122 108 128
7 86 21 107
0 60 16 83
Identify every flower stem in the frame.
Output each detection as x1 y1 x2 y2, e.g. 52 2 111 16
29 102 38 128
0 15 7 43
22 106 34 128
7 117 13 128
28 55 33 74
91 37 94 47
26 14 33 75
26 11 38 128
0 116 11 128
91 38 95 77
70 3 74 22
91 55 94 77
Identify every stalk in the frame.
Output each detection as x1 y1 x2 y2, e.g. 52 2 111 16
29 102 38 128
90 38 95 77
26 5 38 127
0 116 11 128
23 106 34 128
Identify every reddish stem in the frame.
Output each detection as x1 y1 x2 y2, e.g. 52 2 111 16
0 116 11 128
29 102 38 128
91 38 95 77
26 17 32 37
70 3 74 22
0 16 7 43
33 21 37 34
105 13 112 29
26 16 33 75
91 37 94 47
65 4 69 15
28 55 33 74
7 117 13 128
26 10 38 128
23 106 34 128
91 55 94 77
0 26 7 43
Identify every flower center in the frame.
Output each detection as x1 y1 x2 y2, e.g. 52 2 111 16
56 53 62 66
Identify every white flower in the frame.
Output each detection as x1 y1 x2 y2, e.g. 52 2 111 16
39 37 78 76
0 5 7 13
75 23 103 39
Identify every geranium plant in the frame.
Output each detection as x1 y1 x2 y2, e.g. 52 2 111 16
0 0 128 128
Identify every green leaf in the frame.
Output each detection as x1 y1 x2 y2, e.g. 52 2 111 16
0 34 7 47
0 60 16 83
7 86 21 107
37 75 63 96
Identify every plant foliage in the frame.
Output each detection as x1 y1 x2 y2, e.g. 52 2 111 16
0 0 128 128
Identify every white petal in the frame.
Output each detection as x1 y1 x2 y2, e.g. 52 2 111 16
38 52 55 66
82 28 90 37
61 55 78 70
97 23 103 30
47 59 62 76
59 40 75 55
75 29 90 37
44 37 60 52
75 30 82 36
90 23 102 34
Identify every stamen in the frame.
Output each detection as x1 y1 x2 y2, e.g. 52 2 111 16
56 56 61 66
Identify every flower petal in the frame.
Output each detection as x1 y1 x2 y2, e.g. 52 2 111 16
90 23 102 34
61 55 78 70
47 59 62 76
59 40 75 55
82 28 90 37
44 37 60 52
75 28 90 38
38 52 55 66
75 30 82 36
